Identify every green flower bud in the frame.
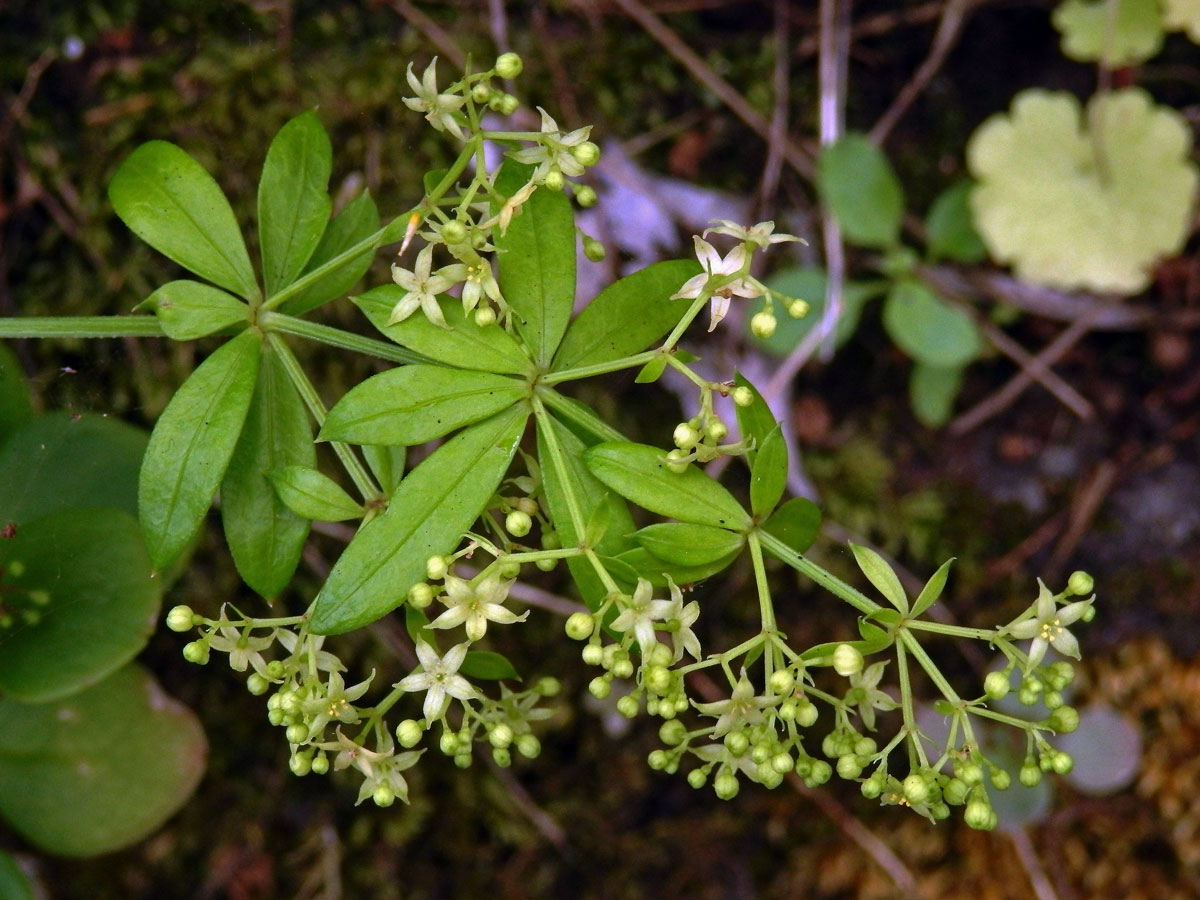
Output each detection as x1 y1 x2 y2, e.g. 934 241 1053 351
311 753 329 775
807 760 833 786
771 751 794 774
616 694 639 718
861 774 884 799
535 676 561 696
665 448 690 473
732 385 755 407
648 643 674 667
498 93 520 115
788 298 810 319
1051 751 1074 775
832 643 863 677
285 723 310 745
457 752 476 769
182 641 209 665
265 660 286 680
644 665 671 694
1017 686 1040 706
1019 762 1042 787
854 737 877 756
506 510 533 537
674 422 700 450
647 749 669 770
1043 690 1064 710
659 719 687 746
495 52 523 79
751 742 772 765
575 185 598 207
984 670 1011 700
724 731 749 757
837 755 863 780
958 762 983 786
964 800 995 830
475 307 497 327
289 752 312 777
1081 604 1096 623
713 770 740 800
989 768 1011 790
612 658 634 679
471 82 493 104
706 418 728 442
903 773 930 804
750 311 777 339
499 561 521 579
441 220 468 244
768 669 795 696
584 237 606 262
778 699 797 721
426 555 450 581
439 731 460 755
544 169 565 191
1047 705 1079 733
396 719 424 748
165 605 196 633
943 777 969 805
246 673 270 696
1067 570 1094 596
373 784 396 807
589 676 611 699
687 767 708 789
581 643 604 665
409 582 435 610
489 723 514 749
571 141 601 167
795 700 819 728
516 733 541 758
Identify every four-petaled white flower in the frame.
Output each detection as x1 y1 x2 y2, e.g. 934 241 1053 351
703 219 803 248
670 235 763 331
439 255 504 315
508 107 592 182
659 577 701 662
609 577 675 653
394 640 478 720
428 572 527 642
389 244 455 328
402 59 467 141
1003 581 1091 671
692 670 773 736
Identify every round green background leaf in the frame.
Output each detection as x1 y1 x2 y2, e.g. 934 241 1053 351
0 664 206 857
882 280 981 368
0 508 160 702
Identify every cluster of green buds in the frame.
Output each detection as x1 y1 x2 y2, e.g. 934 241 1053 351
0 552 50 631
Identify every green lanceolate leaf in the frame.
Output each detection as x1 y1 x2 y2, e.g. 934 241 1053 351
536 414 636 608
761 497 821 555
311 404 528 634
321 365 526 445
850 543 909 614
277 191 379 316
0 344 31 445
925 181 987 264
635 522 744 567
140 280 248 340
0 664 206 857
494 161 576 367
139 331 262 570
355 285 531 375
911 558 955 618
909 361 965 428
552 259 702 372
108 141 259 301
612 547 739 589
635 357 667 384
258 111 333 297
817 133 905 249
221 341 314 597
0 508 160 703
883 279 981 369
750 424 787 517
362 444 406 496
0 412 147 525
459 650 520 681
732 373 776 467
268 465 364 522
0 849 35 900
585 442 750 531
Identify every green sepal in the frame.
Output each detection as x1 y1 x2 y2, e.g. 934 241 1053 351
138 330 262 570
268 465 365 522
583 441 750 532
138 280 248 340
108 140 259 302
311 404 528 634
320 365 526 446
635 522 745 567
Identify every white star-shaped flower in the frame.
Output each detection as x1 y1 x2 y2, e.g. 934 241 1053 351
692 670 773 736
389 244 455 328
394 640 478 720
703 219 803 248
1004 581 1092 671
428 572 527 642
402 59 467 140
670 235 763 331
659 577 701 662
609 578 674 653
508 107 592 182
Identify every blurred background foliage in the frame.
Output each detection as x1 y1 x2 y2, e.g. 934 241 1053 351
3 1 1200 898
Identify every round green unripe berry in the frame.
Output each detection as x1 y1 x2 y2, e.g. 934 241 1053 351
768 669 795 696
732 386 755 407
396 719 423 748
616 694 639 718
1051 751 1074 775
832 643 864 677
182 641 209 665
903 773 930 804
750 311 777 339
285 723 310 745
426 555 450 581
724 731 749 757
543 169 565 191
589 676 611 700
673 422 700 450
687 768 708 789
506 510 533 537
441 220 468 244
571 141 601 167
713 771 740 800
489 723 514 749
495 52 523 79
574 185 597 207
311 753 329 775
984 670 1011 700
1019 763 1042 787
246 673 270 696
166 605 197 632
409 582 435 610
583 238 606 262
1047 705 1080 733
290 753 312 777
1067 570 1094 596
475 307 497 327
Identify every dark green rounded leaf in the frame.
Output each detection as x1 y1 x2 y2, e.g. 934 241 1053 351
635 522 744 567
909 362 964 428
108 141 259 301
925 181 988 263
321 365 526 446
817 133 905 249
0 508 160 702
882 280 982 368
0 665 206 857
141 280 248 340
459 650 520 681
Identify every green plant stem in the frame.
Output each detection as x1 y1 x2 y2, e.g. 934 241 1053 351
261 312 430 365
267 333 382 504
899 629 962 705
662 295 710 349
746 533 777 679
756 530 881 616
535 386 625 442
895 639 929 768
969 705 1040 732
0 316 164 339
539 350 659 385
904 620 999 641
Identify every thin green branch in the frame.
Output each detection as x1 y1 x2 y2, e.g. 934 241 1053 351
0 316 164 339
261 312 430 365
756 530 881 616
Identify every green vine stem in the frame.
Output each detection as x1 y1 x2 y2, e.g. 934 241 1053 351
0 316 164 339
